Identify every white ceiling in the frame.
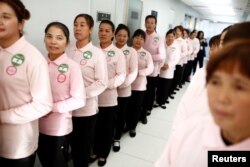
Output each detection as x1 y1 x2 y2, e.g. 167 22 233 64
181 0 250 23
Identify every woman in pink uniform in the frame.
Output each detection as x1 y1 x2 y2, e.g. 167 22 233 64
155 29 180 109
155 40 250 167
38 22 86 167
68 14 108 167
90 20 126 166
0 0 52 167
142 15 166 119
126 29 154 137
113 24 138 152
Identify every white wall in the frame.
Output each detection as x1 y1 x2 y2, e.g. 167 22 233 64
21 0 203 53
23 0 90 54
141 0 200 38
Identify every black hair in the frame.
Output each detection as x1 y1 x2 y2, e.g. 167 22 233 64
209 34 220 47
166 29 175 37
45 21 70 44
132 29 146 41
0 0 30 22
223 22 250 44
115 24 130 38
99 20 115 32
74 14 94 28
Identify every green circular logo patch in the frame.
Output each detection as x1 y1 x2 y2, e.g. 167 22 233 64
11 53 25 66
107 50 115 57
83 51 92 59
58 64 69 73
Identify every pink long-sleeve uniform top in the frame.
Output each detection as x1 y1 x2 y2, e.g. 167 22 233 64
39 53 86 136
159 41 180 79
98 44 126 107
171 67 210 131
118 45 138 97
155 116 250 167
131 47 154 91
175 37 188 66
185 38 194 62
68 42 108 116
0 36 53 159
190 38 200 60
143 32 166 77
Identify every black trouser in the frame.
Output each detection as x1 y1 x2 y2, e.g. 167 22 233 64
156 78 173 105
71 114 97 167
172 65 182 92
192 57 198 75
38 133 70 167
0 152 36 167
114 96 130 140
93 106 116 158
184 60 193 81
180 63 186 85
142 76 158 115
127 90 146 130
197 53 205 68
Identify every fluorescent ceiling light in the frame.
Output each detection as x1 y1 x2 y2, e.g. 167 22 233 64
200 0 232 5
210 7 235 16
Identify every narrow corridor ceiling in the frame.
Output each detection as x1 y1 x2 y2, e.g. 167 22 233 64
181 0 250 23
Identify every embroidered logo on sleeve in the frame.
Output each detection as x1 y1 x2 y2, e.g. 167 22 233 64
123 50 130 55
6 53 25 75
57 64 68 83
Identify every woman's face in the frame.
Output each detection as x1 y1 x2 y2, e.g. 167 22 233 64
175 28 182 38
98 23 114 44
45 26 68 59
166 33 175 46
0 2 24 47
74 16 92 42
132 35 144 50
183 30 189 39
207 69 250 139
145 18 156 33
115 29 128 47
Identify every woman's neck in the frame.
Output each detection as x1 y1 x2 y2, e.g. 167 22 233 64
0 34 20 48
146 30 154 35
100 41 112 49
116 43 125 49
221 129 250 145
48 53 63 61
76 38 90 49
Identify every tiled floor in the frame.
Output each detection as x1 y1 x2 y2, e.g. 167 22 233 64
35 83 189 167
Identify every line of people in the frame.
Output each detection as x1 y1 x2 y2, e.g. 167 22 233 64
0 1 211 167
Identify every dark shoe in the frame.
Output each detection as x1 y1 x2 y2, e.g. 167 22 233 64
153 103 159 108
98 158 107 166
169 95 174 99
129 129 136 137
179 85 182 88
141 117 147 124
160 105 166 109
89 154 98 163
113 140 120 152
172 91 176 94
174 88 179 91
146 110 151 116
165 100 169 104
